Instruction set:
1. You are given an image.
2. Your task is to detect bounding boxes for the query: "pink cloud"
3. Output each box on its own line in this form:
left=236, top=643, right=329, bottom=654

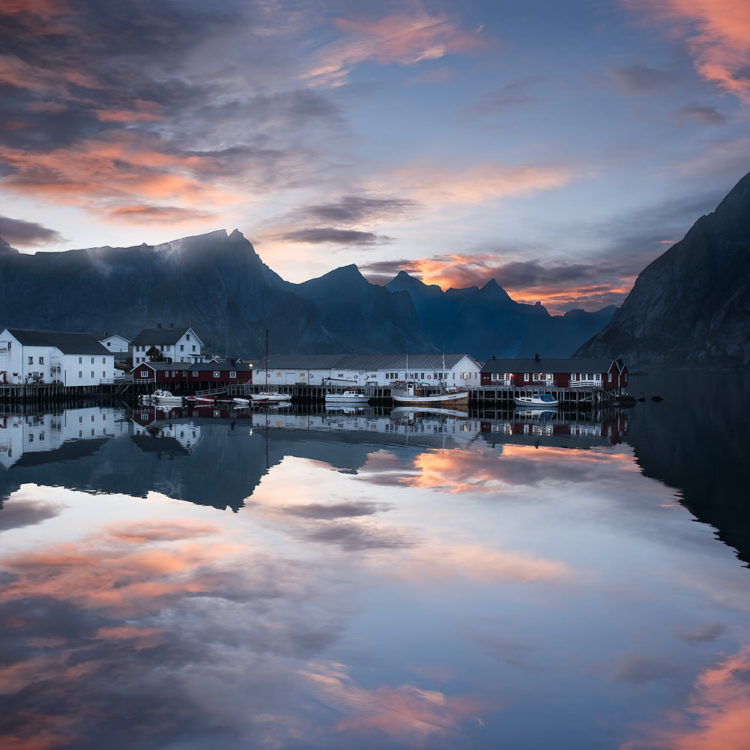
left=625, top=0, right=750, bottom=103
left=304, top=7, right=491, bottom=87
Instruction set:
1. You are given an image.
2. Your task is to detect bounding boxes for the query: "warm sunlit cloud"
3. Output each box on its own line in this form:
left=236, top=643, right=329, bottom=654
left=625, top=0, right=750, bottom=103
left=621, top=646, right=750, bottom=749
left=361, top=251, right=632, bottom=312
left=303, top=661, right=487, bottom=745
left=303, top=7, right=491, bottom=87
left=0, top=133, right=240, bottom=219
left=392, top=164, right=572, bottom=206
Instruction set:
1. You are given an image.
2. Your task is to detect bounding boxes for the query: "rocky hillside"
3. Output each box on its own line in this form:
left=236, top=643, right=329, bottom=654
left=578, top=171, right=750, bottom=366
left=0, top=228, right=614, bottom=359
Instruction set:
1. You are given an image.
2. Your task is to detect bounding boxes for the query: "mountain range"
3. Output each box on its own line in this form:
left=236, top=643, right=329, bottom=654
left=0, top=228, right=614, bottom=360
left=578, top=171, right=750, bottom=367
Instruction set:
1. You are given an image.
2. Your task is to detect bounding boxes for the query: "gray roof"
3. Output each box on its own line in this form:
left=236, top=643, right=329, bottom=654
left=258, top=353, right=476, bottom=371
left=6, top=329, right=111, bottom=355
left=131, top=327, right=202, bottom=347
left=481, top=357, right=618, bottom=373
left=132, top=361, right=250, bottom=372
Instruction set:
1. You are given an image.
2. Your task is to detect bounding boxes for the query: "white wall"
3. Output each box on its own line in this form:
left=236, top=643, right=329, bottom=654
left=100, top=335, right=130, bottom=353
left=62, top=353, right=115, bottom=386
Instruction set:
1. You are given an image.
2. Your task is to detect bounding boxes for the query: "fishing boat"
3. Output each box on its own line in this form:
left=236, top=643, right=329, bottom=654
left=390, top=351, right=469, bottom=406
left=325, top=389, right=369, bottom=405
left=514, top=393, right=559, bottom=407
left=391, top=383, right=469, bottom=406
left=138, top=389, right=184, bottom=406
left=251, top=329, right=290, bottom=404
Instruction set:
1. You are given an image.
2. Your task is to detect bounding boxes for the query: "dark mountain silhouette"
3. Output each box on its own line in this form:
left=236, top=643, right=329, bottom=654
left=0, top=228, right=614, bottom=359
left=578, top=171, right=750, bottom=366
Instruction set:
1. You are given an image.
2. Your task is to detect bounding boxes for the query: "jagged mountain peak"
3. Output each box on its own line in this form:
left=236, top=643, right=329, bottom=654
left=577, top=169, right=750, bottom=366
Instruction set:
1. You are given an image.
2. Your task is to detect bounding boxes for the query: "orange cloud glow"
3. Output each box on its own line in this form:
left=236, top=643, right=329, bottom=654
left=389, top=253, right=632, bottom=313
left=626, top=0, right=750, bottom=103
left=621, top=646, right=750, bottom=749
left=393, top=164, right=572, bottom=206
left=0, top=133, right=239, bottom=219
left=303, top=662, right=487, bottom=745
left=304, top=8, right=490, bottom=86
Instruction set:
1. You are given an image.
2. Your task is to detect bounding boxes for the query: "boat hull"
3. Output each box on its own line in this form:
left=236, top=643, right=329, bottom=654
left=392, top=391, right=469, bottom=406
left=514, top=395, right=559, bottom=407
left=251, top=392, right=290, bottom=403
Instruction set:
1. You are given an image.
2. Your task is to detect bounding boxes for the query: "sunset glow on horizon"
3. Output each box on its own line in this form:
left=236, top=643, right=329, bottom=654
left=1, top=1, right=749, bottom=310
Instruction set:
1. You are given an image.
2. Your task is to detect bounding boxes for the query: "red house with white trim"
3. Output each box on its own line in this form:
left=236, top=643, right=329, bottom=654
left=480, top=357, right=628, bottom=390
left=132, top=360, right=252, bottom=385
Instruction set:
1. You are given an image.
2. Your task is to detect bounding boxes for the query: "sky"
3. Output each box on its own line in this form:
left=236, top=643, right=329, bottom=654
left=0, top=0, right=749, bottom=312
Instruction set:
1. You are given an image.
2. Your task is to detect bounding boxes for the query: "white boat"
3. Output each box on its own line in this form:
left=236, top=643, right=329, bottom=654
left=325, top=389, right=369, bottom=405
left=391, top=382, right=469, bottom=406
left=139, top=389, right=183, bottom=406
left=251, top=392, right=290, bottom=404
left=514, top=393, right=559, bottom=407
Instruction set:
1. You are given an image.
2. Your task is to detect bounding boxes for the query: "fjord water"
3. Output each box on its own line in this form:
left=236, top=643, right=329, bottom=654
left=1, top=374, right=749, bottom=750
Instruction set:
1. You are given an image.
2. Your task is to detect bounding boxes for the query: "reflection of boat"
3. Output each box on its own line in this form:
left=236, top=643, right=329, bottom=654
left=391, top=406, right=468, bottom=418
left=325, top=389, right=369, bottom=405
left=233, top=397, right=250, bottom=407
left=514, top=393, right=559, bottom=407
left=391, top=383, right=469, bottom=406
left=514, top=408, right=557, bottom=420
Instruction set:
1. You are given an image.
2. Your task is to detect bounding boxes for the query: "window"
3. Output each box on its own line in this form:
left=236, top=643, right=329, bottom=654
left=180, top=344, right=184, bottom=351
left=213, top=370, right=220, bottom=378
left=230, top=371, right=237, bottom=378
left=79, top=357, right=82, bottom=364
left=90, top=371, right=94, bottom=378
left=91, top=415, right=95, bottom=422
left=608, top=372, right=612, bottom=382
left=39, top=356, right=44, bottom=364
left=186, top=334, right=190, bottom=341
left=28, top=356, right=33, bottom=365
left=102, top=357, right=105, bottom=364
left=78, top=371, right=82, bottom=378
left=102, top=371, right=106, bottom=378
left=524, top=373, right=529, bottom=382
left=79, top=416, right=83, bottom=424
left=192, top=345, right=196, bottom=352
left=140, top=370, right=148, bottom=377
left=90, top=357, right=94, bottom=364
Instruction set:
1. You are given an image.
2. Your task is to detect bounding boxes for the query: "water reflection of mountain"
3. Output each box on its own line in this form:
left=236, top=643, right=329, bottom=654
left=625, top=371, right=750, bottom=565
left=0, top=405, right=627, bottom=512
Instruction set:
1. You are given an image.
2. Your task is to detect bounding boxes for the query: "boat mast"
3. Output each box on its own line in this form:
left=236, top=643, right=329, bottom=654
left=265, top=328, right=269, bottom=390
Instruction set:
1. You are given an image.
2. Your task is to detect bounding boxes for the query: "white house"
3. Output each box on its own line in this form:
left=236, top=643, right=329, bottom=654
left=99, top=333, right=131, bottom=353
left=252, top=353, right=482, bottom=388
left=0, top=329, right=115, bottom=386
left=130, top=326, right=203, bottom=365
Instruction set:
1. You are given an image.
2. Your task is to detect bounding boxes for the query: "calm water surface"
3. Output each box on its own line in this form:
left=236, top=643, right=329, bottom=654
left=1, top=371, right=749, bottom=749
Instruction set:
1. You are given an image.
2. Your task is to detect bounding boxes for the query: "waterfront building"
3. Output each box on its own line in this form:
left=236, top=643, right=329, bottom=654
left=130, top=325, right=203, bottom=365
left=480, top=357, right=628, bottom=390
left=251, top=353, right=482, bottom=388
left=99, top=333, right=131, bottom=353
left=0, top=328, right=115, bottom=386
left=131, top=359, right=252, bottom=386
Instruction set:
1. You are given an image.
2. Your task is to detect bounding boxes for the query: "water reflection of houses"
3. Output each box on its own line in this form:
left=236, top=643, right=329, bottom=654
left=131, top=410, right=203, bottom=454
left=0, top=407, right=128, bottom=468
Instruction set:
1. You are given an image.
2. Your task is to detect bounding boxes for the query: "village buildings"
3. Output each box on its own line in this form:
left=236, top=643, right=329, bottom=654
left=131, top=359, right=252, bottom=386
left=479, top=357, right=628, bottom=390
left=0, top=329, right=115, bottom=386
left=251, top=353, right=482, bottom=388
left=130, top=326, right=203, bottom=365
